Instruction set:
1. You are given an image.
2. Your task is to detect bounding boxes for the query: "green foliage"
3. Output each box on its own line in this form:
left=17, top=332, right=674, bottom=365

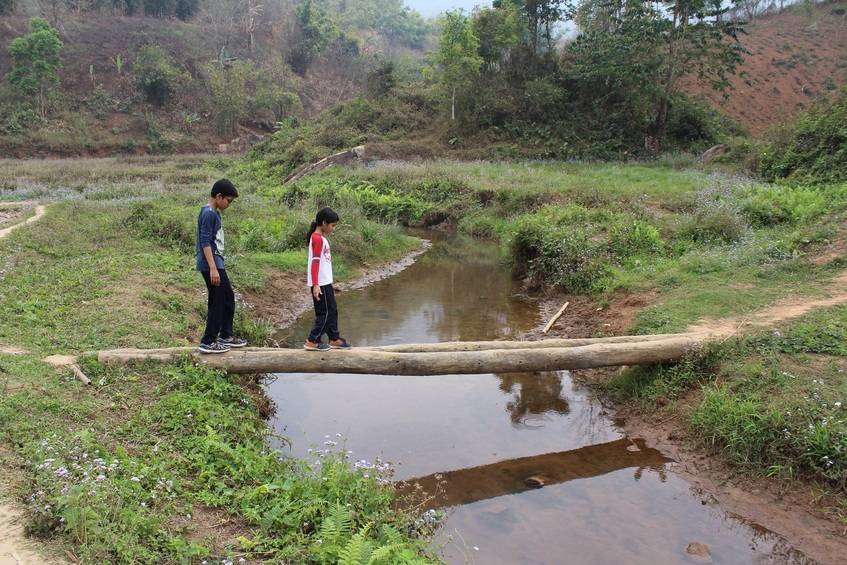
left=757, top=87, right=847, bottom=184
left=471, top=4, right=523, bottom=71
left=429, top=9, right=483, bottom=120
left=6, top=18, right=63, bottom=116
left=289, top=0, right=340, bottom=75
left=133, top=46, right=183, bottom=106
left=608, top=353, right=717, bottom=407
left=674, top=200, right=747, bottom=245
left=739, top=182, right=844, bottom=227
left=5, top=360, right=446, bottom=563
left=567, top=0, right=748, bottom=152
left=0, top=106, right=45, bottom=134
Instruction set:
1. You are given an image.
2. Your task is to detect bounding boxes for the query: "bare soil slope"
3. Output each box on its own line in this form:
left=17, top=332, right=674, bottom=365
left=690, top=3, right=847, bottom=135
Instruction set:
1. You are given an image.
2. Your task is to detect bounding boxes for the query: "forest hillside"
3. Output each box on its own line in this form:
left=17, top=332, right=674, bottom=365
left=0, top=0, right=845, bottom=158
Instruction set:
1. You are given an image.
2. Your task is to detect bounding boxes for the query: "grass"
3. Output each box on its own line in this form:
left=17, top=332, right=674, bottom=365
left=2, top=154, right=847, bottom=561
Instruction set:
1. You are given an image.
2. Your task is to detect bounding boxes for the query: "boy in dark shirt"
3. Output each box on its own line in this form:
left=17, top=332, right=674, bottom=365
left=196, top=178, right=247, bottom=353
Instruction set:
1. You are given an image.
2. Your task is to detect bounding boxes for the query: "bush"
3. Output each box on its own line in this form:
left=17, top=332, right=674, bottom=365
left=674, top=199, right=747, bottom=244
left=134, top=46, right=182, bottom=106
left=1, top=106, right=44, bottom=134
left=758, top=87, right=847, bottom=184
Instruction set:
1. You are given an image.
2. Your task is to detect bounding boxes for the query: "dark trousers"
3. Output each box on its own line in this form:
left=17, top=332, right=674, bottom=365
left=201, top=269, right=235, bottom=345
left=308, top=284, right=340, bottom=343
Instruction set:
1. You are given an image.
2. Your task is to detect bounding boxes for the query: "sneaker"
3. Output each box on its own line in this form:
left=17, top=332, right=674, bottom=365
left=304, top=340, right=330, bottom=351
left=329, top=338, right=352, bottom=349
left=199, top=341, right=231, bottom=354
left=220, top=336, right=248, bottom=348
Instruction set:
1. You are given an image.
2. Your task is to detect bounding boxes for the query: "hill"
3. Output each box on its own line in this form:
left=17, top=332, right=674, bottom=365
left=0, top=3, right=844, bottom=157
left=689, top=2, right=847, bottom=135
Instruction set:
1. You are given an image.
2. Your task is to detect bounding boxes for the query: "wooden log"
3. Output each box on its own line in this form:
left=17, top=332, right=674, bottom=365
left=541, top=301, right=569, bottom=333
left=283, top=146, right=365, bottom=184
left=98, top=335, right=703, bottom=375
left=363, top=331, right=711, bottom=353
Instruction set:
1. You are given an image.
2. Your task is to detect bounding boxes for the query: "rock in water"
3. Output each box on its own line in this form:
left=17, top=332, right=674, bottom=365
left=685, top=541, right=713, bottom=563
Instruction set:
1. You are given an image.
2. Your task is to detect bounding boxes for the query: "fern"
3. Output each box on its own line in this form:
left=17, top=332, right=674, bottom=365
left=318, top=503, right=354, bottom=542
left=338, top=526, right=375, bottom=564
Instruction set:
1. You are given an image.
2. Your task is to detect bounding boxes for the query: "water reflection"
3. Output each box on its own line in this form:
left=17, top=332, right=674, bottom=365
left=396, top=438, right=672, bottom=509
left=496, top=371, right=571, bottom=427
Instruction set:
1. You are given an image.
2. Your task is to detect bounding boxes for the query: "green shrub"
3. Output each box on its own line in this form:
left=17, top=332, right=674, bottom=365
left=134, top=46, right=182, bottom=106
left=122, top=201, right=194, bottom=251
left=740, top=182, right=844, bottom=227
left=1, top=106, right=44, bottom=134
left=674, top=199, right=747, bottom=244
left=758, top=87, right=847, bottom=184
left=607, top=220, right=664, bottom=259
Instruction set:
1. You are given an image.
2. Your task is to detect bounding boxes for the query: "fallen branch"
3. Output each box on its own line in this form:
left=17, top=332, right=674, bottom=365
left=542, top=301, right=569, bottom=334
left=71, top=364, right=91, bottom=385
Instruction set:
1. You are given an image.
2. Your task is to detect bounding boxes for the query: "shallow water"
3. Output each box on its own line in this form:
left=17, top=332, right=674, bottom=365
left=265, top=232, right=815, bottom=565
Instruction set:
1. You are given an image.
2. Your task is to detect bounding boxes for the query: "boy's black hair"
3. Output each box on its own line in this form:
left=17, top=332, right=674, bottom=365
left=211, top=178, right=239, bottom=198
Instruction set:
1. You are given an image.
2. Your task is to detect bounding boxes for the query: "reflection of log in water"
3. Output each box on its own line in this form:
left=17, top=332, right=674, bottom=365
left=395, top=438, right=673, bottom=510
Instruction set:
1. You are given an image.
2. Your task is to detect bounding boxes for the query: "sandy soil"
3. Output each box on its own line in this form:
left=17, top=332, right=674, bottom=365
left=0, top=502, right=62, bottom=565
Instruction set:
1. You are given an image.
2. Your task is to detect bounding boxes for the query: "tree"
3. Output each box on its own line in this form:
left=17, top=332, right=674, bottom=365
left=495, top=0, right=566, bottom=55
left=430, top=9, right=483, bottom=121
left=472, top=4, right=523, bottom=72
left=134, top=45, right=183, bottom=106
left=288, top=0, right=339, bottom=75
left=569, top=0, right=748, bottom=153
left=6, top=18, right=64, bottom=117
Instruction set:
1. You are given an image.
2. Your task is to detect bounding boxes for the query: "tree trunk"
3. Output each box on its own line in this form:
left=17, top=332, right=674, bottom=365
left=451, top=85, right=456, bottom=121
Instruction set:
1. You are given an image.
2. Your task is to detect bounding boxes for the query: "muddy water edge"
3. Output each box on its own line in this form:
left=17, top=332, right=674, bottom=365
left=261, top=230, right=824, bottom=565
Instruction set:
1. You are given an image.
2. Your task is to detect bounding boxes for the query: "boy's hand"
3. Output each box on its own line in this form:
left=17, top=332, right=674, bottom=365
left=312, top=285, right=322, bottom=300
left=210, top=268, right=220, bottom=286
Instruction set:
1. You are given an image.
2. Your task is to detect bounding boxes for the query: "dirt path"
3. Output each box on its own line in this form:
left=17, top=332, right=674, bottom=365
left=0, top=204, right=60, bottom=565
left=686, top=271, right=847, bottom=338
left=0, top=204, right=45, bottom=241
left=0, top=502, right=61, bottom=565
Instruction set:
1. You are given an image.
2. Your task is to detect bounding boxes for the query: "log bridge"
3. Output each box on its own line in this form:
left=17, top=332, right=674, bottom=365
left=97, top=332, right=711, bottom=375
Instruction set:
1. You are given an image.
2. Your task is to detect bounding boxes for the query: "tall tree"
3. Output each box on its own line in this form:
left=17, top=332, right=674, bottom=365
left=472, top=4, right=523, bottom=72
left=569, top=0, right=748, bottom=153
left=430, top=9, right=482, bottom=121
left=6, top=18, right=63, bottom=117
left=288, top=0, right=339, bottom=75
left=495, top=0, right=565, bottom=55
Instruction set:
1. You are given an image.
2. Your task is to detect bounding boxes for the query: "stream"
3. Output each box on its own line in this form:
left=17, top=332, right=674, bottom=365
left=264, top=231, right=815, bottom=565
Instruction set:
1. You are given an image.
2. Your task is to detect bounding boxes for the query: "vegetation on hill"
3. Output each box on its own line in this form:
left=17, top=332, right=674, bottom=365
left=0, top=0, right=843, bottom=161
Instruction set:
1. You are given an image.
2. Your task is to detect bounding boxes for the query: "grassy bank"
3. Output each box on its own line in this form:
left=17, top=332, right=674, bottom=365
left=1, top=154, right=847, bottom=562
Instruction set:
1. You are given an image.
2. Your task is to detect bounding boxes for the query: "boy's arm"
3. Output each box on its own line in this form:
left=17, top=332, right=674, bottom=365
left=198, top=210, right=220, bottom=285
left=203, top=246, right=220, bottom=285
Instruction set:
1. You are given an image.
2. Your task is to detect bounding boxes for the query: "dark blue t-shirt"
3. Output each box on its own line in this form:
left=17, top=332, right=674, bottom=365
left=196, top=205, right=226, bottom=271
